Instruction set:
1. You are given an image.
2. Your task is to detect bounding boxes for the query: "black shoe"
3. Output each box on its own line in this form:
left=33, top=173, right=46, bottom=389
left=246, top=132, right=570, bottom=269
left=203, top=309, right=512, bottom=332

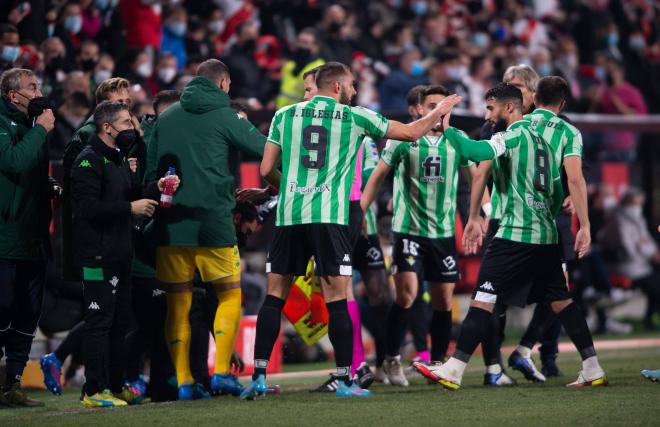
left=310, top=374, right=339, bottom=393
left=541, top=356, right=563, bottom=377
left=355, top=363, right=375, bottom=389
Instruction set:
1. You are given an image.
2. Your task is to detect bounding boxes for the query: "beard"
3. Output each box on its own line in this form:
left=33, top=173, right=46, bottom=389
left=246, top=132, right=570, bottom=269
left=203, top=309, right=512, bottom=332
left=492, top=117, right=507, bottom=133
left=339, top=87, right=352, bottom=105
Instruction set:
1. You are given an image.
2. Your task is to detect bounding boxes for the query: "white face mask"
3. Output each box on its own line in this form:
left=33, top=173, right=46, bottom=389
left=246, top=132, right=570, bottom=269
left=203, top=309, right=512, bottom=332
left=158, top=66, right=177, bottom=83
left=623, top=205, right=642, bottom=218
left=94, top=69, right=112, bottom=85
left=136, top=62, right=153, bottom=78
left=208, top=20, right=225, bottom=35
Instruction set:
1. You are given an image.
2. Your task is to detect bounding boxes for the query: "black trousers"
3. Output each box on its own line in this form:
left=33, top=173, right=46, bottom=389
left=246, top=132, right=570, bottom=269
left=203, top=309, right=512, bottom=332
left=125, top=276, right=176, bottom=401
left=0, top=258, right=46, bottom=387
left=82, top=262, right=132, bottom=396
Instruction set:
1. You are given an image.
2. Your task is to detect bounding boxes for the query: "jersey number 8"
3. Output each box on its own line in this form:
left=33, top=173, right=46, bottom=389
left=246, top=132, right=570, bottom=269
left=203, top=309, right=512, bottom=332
left=532, top=135, right=549, bottom=193
left=301, top=125, right=328, bottom=169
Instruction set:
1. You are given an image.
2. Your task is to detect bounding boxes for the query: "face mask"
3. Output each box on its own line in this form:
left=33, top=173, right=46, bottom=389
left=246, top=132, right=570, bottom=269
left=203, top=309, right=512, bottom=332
left=111, top=127, right=137, bottom=152
left=1, top=46, right=20, bottom=63
left=158, top=66, right=177, bottom=83
left=629, top=35, right=645, bottom=51
left=594, top=66, right=606, bottom=81
left=446, top=65, right=462, bottom=81
left=410, top=60, right=424, bottom=77
left=25, top=96, right=50, bottom=118
left=562, top=54, right=578, bottom=70
left=623, top=205, right=642, bottom=218
left=168, top=22, right=187, bottom=37
left=538, top=63, right=553, bottom=76
left=48, top=55, right=66, bottom=71
left=94, top=69, right=112, bottom=85
left=80, top=58, right=97, bottom=72
left=64, top=15, right=83, bottom=34
left=390, top=0, right=403, bottom=8
left=293, top=48, right=311, bottom=64
left=208, top=19, right=225, bottom=35
left=411, top=1, right=428, bottom=16
left=602, top=195, right=617, bottom=210
left=472, top=33, right=490, bottom=49
left=607, top=32, right=619, bottom=47
left=136, top=62, right=153, bottom=78
left=329, top=22, right=342, bottom=34
left=95, top=0, right=109, bottom=10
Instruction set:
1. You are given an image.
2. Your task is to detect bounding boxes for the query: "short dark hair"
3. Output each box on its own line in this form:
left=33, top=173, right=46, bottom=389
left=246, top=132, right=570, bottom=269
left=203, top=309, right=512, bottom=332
left=153, top=90, right=180, bottom=115
left=315, top=62, right=351, bottom=90
left=420, top=85, right=449, bottom=104
left=196, top=59, right=229, bottom=83
left=484, top=83, right=523, bottom=111
left=299, top=27, right=319, bottom=44
left=230, top=100, right=249, bottom=115
left=0, top=23, right=18, bottom=37
left=535, top=76, right=570, bottom=107
left=406, top=85, right=427, bottom=107
left=302, top=66, right=320, bottom=81
left=93, top=101, right=128, bottom=130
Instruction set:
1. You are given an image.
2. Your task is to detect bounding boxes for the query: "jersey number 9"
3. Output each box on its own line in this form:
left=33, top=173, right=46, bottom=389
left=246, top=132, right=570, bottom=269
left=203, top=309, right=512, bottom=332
left=302, top=125, right=328, bottom=169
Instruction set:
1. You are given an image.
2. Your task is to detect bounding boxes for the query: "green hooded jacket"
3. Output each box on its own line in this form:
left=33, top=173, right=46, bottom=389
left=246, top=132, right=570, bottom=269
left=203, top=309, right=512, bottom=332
left=145, top=76, right=266, bottom=247
left=0, top=99, right=50, bottom=260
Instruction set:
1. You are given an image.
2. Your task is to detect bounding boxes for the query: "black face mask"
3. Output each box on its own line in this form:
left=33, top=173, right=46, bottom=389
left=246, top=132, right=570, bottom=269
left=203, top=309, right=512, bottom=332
left=80, top=58, right=97, bottom=72
left=48, top=56, right=66, bottom=71
left=110, top=126, right=137, bottom=152
left=293, top=48, right=311, bottom=65
left=329, top=22, right=342, bottom=35
left=27, top=96, right=50, bottom=118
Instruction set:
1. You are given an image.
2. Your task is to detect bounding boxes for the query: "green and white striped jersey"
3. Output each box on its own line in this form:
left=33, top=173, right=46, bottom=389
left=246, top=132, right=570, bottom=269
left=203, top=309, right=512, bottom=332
left=268, top=95, right=390, bottom=226
left=361, top=137, right=380, bottom=236
left=382, top=133, right=472, bottom=238
left=445, top=121, right=564, bottom=244
left=525, top=108, right=583, bottom=166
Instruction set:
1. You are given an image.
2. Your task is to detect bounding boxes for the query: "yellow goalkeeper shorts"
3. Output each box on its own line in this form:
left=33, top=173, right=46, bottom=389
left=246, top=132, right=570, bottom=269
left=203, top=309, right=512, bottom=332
left=156, top=246, right=241, bottom=284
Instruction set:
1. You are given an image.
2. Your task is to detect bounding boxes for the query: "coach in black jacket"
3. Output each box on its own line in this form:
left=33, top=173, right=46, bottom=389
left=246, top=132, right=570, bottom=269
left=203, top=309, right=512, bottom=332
left=70, top=101, right=179, bottom=404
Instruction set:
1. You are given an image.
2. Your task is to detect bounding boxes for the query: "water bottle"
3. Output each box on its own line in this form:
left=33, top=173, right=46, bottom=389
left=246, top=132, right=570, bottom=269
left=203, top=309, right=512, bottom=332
left=159, top=166, right=176, bottom=208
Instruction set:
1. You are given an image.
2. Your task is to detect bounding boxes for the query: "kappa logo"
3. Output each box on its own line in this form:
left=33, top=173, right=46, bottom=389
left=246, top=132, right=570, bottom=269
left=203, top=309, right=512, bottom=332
left=442, top=256, right=456, bottom=270
left=10, top=121, right=17, bottom=126
left=480, top=281, right=495, bottom=292
left=152, top=288, right=166, bottom=298
left=343, top=254, right=351, bottom=263
left=109, top=276, right=119, bottom=287
left=88, top=301, right=100, bottom=310
left=78, top=159, right=92, bottom=168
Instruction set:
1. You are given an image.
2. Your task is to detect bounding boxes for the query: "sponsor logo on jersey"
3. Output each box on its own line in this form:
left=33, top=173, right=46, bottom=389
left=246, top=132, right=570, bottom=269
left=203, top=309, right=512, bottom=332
left=525, top=194, right=549, bottom=210
left=287, top=181, right=331, bottom=194
left=480, top=281, right=495, bottom=292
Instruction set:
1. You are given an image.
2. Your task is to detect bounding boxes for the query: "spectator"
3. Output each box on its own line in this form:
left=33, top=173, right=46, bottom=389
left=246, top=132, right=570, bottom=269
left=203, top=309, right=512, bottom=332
left=223, top=21, right=265, bottom=109
left=39, top=37, right=68, bottom=97
left=275, top=28, right=324, bottom=109
left=379, top=48, right=428, bottom=112
left=0, top=67, right=55, bottom=407
left=0, top=23, right=19, bottom=71
left=121, top=49, right=152, bottom=89
left=591, top=58, right=648, bottom=161
left=80, top=0, right=104, bottom=40
left=53, top=1, right=84, bottom=63
left=77, top=39, right=100, bottom=81
left=147, top=53, right=178, bottom=97
left=600, top=188, right=660, bottom=330
left=119, top=0, right=162, bottom=51
left=463, top=54, right=494, bottom=115
left=427, top=52, right=469, bottom=109
left=317, top=4, right=353, bottom=65
left=356, top=17, right=386, bottom=62
left=185, top=16, right=213, bottom=61
left=92, top=53, right=115, bottom=88
left=161, top=6, right=188, bottom=71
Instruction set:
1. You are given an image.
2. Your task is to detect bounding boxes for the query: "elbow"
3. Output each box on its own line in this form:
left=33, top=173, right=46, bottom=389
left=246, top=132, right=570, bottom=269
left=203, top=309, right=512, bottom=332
left=260, top=162, right=272, bottom=179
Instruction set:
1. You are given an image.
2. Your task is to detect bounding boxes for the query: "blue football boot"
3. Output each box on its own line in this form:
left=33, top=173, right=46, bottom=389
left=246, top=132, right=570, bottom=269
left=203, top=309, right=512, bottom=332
left=240, top=374, right=268, bottom=400
left=211, top=373, right=244, bottom=396
left=40, top=353, right=63, bottom=395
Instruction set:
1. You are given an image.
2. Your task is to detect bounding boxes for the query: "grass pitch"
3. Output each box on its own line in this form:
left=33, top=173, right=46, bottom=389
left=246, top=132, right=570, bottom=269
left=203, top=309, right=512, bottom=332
left=3, top=346, right=660, bottom=427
